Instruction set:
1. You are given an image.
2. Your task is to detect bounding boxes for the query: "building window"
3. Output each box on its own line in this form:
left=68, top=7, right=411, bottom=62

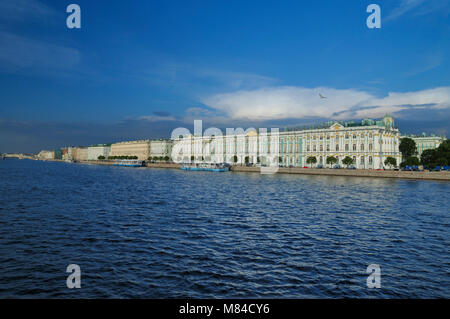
left=327, top=135, right=330, bottom=140
left=361, top=144, right=364, bottom=151
left=320, top=145, right=323, bottom=152
left=345, top=144, right=349, bottom=151
left=369, top=133, right=373, bottom=138
left=353, top=134, right=356, bottom=139
left=345, top=134, right=349, bottom=139
left=326, top=144, right=330, bottom=151
left=369, top=156, right=372, bottom=164
left=369, top=143, right=373, bottom=150
left=336, top=144, right=339, bottom=151
left=361, top=156, right=365, bottom=164
left=353, top=144, right=356, bottom=151
left=307, top=145, right=310, bottom=151
left=313, top=145, right=316, bottom=151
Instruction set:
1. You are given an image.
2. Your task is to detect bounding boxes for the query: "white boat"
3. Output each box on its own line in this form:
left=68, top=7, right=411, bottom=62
left=113, top=159, right=144, bottom=167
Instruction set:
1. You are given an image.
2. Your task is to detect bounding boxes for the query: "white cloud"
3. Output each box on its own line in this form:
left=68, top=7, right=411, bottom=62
left=201, top=86, right=450, bottom=122
left=384, top=0, right=450, bottom=22
left=139, top=115, right=178, bottom=122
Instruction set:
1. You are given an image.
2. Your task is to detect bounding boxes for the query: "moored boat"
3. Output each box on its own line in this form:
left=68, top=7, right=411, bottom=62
left=113, top=159, right=144, bottom=167
left=181, top=163, right=230, bottom=172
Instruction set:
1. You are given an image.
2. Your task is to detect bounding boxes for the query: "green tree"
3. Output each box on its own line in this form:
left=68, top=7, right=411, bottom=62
left=400, top=156, right=420, bottom=168
left=342, top=156, right=354, bottom=168
left=326, top=156, right=337, bottom=167
left=190, top=155, right=194, bottom=161
left=384, top=156, right=397, bottom=169
left=233, top=155, right=238, bottom=163
left=164, top=156, right=170, bottom=162
left=245, top=156, right=249, bottom=164
left=399, top=137, right=417, bottom=160
left=98, top=155, right=105, bottom=160
left=420, top=149, right=436, bottom=167
left=306, top=156, right=317, bottom=167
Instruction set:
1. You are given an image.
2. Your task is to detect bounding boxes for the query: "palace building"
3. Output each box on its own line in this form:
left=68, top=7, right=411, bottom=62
left=172, top=115, right=402, bottom=169
left=401, top=133, right=446, bottom=156
left=110, top=140, right=150, bottom=160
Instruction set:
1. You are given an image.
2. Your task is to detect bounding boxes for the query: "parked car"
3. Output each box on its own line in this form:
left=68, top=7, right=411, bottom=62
left=333, top=164, right=341, bottom=169
left=316, top=164, right=324, bottom=169
left=288, top=165, right=294, bottom=168
left=303, top=166, right=309, bottom=168
left=402, top=165, right=412, bottom=171
left=347, top=165, right=356, bottom=169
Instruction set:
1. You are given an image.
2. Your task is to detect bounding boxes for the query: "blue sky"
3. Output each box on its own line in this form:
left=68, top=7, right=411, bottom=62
left=0, top=0, right=449, bottom=152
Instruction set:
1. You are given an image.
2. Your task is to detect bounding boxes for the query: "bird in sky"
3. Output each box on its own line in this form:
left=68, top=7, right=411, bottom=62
left=319, top=93, right=327, bottom=99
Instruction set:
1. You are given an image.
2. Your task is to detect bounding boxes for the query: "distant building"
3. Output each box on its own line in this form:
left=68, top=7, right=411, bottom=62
left=400, top=134, right=446, bottom=156
left=61, top=147, right=73, bottom=161
left=88, top=144, right=111, bottom=160
left=150, top=140, right=173, bottom=159
left=173, top=115, right=401, bottom=169
left=37, top=150, right=54, bottom=160
left=110, top=140, right=150, bottom=160
left=72, top=147, right=88, bottom=161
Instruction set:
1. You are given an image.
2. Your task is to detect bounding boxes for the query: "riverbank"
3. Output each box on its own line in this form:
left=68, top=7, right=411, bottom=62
left=231, top=166, right=450, bottom=181
left=67, top=160, right=450, bottom=181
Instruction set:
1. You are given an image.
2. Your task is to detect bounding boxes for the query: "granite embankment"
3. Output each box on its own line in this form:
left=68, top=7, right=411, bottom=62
left=230, top=166, right=450, bottom=181
left=42, top=159, right=450, bottom=181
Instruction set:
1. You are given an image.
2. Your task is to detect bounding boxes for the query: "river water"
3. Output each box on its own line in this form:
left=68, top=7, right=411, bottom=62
left=0, top=159, right=448, bottom=298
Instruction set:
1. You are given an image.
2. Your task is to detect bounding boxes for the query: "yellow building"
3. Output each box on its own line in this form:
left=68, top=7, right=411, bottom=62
left=110, top=140, right=150, bottom=160
left=72, top=147, right=88, bottom=161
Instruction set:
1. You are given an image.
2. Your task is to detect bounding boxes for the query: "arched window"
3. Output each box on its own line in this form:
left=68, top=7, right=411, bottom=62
left=336, top=144, right=339, bottom=151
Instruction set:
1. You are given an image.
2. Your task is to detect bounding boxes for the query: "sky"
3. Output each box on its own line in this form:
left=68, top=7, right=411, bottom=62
left=0, top=0, right=449, bottom=153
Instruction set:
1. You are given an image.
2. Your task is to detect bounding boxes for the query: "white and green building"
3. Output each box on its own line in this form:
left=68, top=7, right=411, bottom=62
left=172, top=115, right=402, bottom=169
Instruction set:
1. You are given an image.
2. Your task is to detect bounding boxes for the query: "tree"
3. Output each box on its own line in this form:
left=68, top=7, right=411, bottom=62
left=326, top=156, right=337, bottom=167
left=245, top=156, right=249, bottom=164
left=98, top=155, right=105, bottom=160
left=342, top=156, right=354, bottom=168
left=384, top=156, right=397, bottom=169
left=420, top=149, right=436, bottom=167
left=400, top=156, right=420, bottom=168
left=399, top=138, right=417, bottom=160
left=233, top=155, right=238, bottom=163
left=164, top=156, right=170, bottom=162
left=190, top=156, right=194, bottom=162
left=306, top=156, right=317, bottom=167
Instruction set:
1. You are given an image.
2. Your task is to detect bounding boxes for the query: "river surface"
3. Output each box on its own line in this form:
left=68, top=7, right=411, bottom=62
left=0, top=159, right=449, bottom=298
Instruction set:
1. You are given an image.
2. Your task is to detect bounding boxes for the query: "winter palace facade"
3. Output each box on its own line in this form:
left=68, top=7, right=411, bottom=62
left=172, top=115, right=402, bottom=169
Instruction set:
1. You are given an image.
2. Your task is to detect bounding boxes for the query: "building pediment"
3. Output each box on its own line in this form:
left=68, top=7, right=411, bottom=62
left=330, top=122, right=344, bottom=130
